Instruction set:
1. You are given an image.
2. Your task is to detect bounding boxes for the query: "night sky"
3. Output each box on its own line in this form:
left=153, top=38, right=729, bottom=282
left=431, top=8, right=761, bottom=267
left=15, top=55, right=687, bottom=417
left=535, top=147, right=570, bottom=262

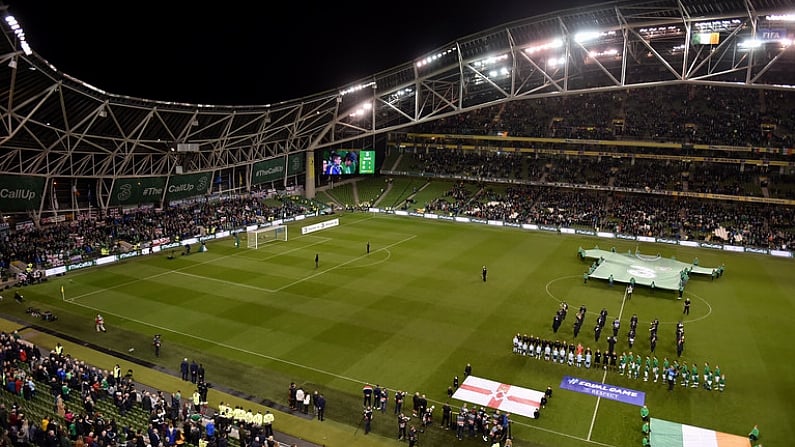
left=7, top=0, right=597, bottom=105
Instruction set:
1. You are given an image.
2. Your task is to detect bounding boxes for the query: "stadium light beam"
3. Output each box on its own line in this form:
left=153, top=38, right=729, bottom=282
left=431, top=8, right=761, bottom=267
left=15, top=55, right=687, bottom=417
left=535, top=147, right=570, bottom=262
left=739, top=39, right=763, bottom=49
left=574, top=31, right=601, bottom=43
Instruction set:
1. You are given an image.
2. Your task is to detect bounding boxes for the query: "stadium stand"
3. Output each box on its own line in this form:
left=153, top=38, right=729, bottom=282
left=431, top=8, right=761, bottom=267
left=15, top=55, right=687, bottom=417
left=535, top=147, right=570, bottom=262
left=0, top=329, right=314, bottom=447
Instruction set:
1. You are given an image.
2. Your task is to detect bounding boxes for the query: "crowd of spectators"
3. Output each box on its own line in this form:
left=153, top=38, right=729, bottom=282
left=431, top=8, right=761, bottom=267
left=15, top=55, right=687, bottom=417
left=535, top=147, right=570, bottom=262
left=0, top=196, right=317, bottom=272
left=414, top=84, right=795, bottom=150
left=422, top=180, right=794, bottom=250
left=399, top=146, right=792, bottom=199
left=0, top=332, right=305, bottom=447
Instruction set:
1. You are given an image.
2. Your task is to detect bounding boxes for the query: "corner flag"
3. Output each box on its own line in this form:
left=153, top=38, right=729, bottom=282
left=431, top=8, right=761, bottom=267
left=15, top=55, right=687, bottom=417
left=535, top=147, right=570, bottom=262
left=60, top=285, right=65, bottom=300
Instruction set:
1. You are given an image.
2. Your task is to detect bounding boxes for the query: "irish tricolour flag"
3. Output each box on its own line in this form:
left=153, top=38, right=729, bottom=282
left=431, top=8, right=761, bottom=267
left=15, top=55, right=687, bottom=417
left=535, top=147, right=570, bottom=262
left=650, top=418, right=751, bottom=447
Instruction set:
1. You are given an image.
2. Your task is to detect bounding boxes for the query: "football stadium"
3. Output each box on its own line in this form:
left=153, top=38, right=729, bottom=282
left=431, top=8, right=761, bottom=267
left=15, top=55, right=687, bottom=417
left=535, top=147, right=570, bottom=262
left=1, top=1, right=795, bottom=447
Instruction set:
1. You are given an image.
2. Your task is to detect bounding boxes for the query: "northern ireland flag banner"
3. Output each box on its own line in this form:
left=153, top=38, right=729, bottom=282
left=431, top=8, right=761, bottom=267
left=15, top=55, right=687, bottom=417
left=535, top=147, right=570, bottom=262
left=650, top=418, right=751, bottom=447
left=452, top=376, right=544, bottom=419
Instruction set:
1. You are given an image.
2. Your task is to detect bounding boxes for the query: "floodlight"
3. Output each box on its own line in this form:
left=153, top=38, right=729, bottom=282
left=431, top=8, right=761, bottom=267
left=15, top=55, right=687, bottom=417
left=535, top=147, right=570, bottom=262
left=574, top=31, right=601, bottom=43
left=739, top=39, right=762, bottom=49
left=766, top=13, right=795, bottom=21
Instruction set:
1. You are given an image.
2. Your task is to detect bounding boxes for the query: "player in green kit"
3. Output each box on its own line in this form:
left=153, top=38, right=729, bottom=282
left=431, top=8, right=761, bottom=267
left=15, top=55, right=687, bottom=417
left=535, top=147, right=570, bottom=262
left=703, top=362, right=712, bottom=390
left=690, top=363, right=699, bottom=388
left=713, top=365, right=721, bottom=390
left=635, top=354, right=642, bottom=379
left=680, top=361, right=689, bottom=387
left=652, top=356, right=660, bottom=383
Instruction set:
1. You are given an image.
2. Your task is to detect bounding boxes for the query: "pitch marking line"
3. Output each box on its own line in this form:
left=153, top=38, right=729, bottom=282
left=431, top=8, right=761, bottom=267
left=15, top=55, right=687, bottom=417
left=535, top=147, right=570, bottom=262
left=544, top=275, right=713, bottom=325
left=337, top=249, right=391, bottom=269
left=587, top=368, right=609, bottom=441
left=65, top=233, right=330, bottom=303
left=169, top=271, right=277, bottom=293
left=165, top=235, right=413, bottom=293
left=66, top=234, right=415, bottom=298
left=511, top=417, right=616, bottom=447
left=273, top=235, right=415, bottom=292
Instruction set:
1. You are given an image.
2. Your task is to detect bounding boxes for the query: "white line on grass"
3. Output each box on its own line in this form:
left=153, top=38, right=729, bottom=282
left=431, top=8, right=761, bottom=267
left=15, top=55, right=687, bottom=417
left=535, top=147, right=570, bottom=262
left=65, top=252, right=242, bottom=302
left=256, top=236, right=331, bottom=263
left=65, top=234, right=331, bottom=302
left=585, top=286, right=627, bottom=441
left=169, top=271, right=278, bottom=293
left=499, top=414, right=619, bottom=447
left=272, top=236, right=415, bottom=292
left=587, top=368, right=609, bottom=441
left=167, top=236, right=412, bottom=293
left=337, top=249, right=391, bottom=269
left=677, top=291, right=713, bottom=324
left=618, top=285, right=628, bottom=320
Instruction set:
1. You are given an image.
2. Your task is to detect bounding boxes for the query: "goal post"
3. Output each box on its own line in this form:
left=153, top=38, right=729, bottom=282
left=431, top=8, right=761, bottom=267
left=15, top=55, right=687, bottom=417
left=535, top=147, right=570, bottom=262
left=247, top=225, right=288, bottom=249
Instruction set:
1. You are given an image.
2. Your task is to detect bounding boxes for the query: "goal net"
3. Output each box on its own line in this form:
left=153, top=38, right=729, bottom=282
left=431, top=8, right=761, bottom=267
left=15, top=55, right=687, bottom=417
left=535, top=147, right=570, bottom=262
left=247, top=226, right=287, bottom=249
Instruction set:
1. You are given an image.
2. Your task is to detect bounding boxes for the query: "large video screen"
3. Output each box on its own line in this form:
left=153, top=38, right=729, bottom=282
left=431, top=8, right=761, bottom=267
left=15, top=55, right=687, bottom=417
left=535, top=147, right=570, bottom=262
left=320, top=150, right=376, bottom=175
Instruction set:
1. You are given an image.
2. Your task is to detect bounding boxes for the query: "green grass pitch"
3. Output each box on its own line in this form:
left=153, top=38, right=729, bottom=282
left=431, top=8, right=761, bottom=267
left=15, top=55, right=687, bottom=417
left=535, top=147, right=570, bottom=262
left=6, top=212, right=794, bottom=447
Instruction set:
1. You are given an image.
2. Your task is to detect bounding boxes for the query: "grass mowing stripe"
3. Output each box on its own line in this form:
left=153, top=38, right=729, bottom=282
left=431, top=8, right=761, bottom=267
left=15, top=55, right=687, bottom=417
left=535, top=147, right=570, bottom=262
left=60, top=280, right=383, bottom=386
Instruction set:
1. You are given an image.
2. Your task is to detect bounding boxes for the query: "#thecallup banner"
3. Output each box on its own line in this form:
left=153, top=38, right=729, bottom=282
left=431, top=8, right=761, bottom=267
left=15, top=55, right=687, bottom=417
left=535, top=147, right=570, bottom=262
left=452, top=376, right=544, bottom=419
left=0, top=175, right=45, bottom=211
left=559, top=376, right=645, bottom=406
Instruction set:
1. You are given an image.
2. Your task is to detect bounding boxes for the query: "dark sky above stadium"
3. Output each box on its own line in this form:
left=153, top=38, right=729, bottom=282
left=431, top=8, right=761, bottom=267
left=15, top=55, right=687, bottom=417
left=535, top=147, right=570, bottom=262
left=8, top=0, right=596, bottom=106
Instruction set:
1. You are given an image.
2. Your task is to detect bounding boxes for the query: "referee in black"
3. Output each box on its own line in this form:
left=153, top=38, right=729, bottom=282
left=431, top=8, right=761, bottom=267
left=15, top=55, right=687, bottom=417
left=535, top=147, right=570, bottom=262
left=482, top=265, right=488, bottom=282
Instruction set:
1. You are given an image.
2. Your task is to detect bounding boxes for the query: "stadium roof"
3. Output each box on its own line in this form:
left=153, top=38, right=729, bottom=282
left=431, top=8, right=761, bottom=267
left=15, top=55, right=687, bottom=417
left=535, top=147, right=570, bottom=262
left=1, top=0, right=794, bottom=177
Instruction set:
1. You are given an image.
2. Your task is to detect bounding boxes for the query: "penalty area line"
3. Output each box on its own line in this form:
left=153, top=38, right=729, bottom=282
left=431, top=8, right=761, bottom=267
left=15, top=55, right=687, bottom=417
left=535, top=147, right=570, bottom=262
left=63, top=232, right=330, bottom=303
